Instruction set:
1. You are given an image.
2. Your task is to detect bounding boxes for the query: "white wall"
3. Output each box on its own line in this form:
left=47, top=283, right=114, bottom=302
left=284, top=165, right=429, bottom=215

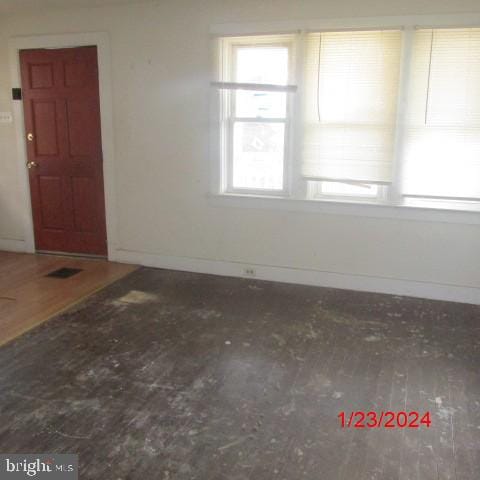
left=0, top=15, right=23, bottom=243
left=1, top=0, right=480, bottom=301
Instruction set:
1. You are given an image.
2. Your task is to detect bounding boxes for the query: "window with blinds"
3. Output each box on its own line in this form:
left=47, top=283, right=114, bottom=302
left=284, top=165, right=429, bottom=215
left=212, top=25, right=480, bottom=210
left=402, top=28, right=480, bottom=200
left=302, top=30, right=402, bottom=184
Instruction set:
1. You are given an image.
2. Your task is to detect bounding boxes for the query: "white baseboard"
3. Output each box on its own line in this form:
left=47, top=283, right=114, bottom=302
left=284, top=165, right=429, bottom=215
left=0, top=238, right=27, bottom=253
left=112, top=248, right=480, bottom=305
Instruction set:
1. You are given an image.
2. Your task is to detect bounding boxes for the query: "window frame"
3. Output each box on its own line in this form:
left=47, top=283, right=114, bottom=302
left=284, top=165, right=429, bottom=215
left=210, top=14, right=480, bottom=217
left=308, top=181, right=390, bottom=203
left=221, top=37, right=296, bottom=196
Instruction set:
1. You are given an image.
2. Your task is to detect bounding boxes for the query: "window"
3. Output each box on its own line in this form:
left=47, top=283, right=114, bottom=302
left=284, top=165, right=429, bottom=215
left=402, top=28, right=480, bottom=200
left=309, top=181, right=385, bottom=201
left=214, top=35, right=295, bottom=193
left=211, top=25, right=480, bottom=211
left=302, top=30, right=402, bottom=185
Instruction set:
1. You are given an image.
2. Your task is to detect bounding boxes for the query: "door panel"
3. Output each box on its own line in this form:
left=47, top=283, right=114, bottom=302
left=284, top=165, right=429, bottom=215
left=72, top=177, right=96, bottom=233
left=38, top=176, right=63, bottom=229
left=20, top=46, right=107, bottom=256
left=29, top=63, right=54, bottom=89
left=66, top=99, right=98, bottom=156
left=64, top=60, right=89, bottom=88
left=32, top=100, right=59, bottom=155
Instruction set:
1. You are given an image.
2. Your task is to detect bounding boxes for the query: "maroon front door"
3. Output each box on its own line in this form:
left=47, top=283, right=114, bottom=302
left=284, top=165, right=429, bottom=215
left=20, top=46, right=107, bottom=256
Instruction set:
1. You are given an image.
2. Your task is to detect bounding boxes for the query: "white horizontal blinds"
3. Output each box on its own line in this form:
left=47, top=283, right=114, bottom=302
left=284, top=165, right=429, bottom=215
left=302, top=30, right=402, bottom=184
left=402, top=28, right=480, bottom=199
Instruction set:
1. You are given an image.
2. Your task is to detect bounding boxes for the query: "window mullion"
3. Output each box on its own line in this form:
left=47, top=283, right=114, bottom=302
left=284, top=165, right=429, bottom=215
left=226, top=116, right=235, bottom=192
left=290, top=30, right=307, bottom=199
left=389, top=27, right=414, bottom=205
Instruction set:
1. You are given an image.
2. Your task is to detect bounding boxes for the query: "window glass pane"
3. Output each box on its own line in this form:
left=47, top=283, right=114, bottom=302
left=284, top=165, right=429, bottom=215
left=235, top=46, right=289, bottom=85
left=315, top=32, right=400, bottom=124
left=235, top=90, right=287, bottom=118
left=302, top=30, right=402, bottom=183
left=320, top=181, right=379, bottom=197
left=402, top=28, right=480, bottom=199
left=232, top=122, right=285, bottom=190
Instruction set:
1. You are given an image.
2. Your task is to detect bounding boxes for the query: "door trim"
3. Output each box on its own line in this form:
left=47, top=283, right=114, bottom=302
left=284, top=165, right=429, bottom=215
left=8, top=32, right=118, bottom=259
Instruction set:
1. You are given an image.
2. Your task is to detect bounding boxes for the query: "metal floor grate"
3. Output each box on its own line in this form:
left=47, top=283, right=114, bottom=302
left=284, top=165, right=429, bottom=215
left=45, top=267, right=83, bottom=279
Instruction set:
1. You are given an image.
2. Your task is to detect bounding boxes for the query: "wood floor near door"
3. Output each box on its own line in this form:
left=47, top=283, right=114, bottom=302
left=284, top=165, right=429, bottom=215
left=0, top=251, right=137, bottom=346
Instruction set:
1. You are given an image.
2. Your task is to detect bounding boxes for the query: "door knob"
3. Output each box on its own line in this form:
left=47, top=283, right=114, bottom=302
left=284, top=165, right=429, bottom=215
left=27, top=161, right=38, bottom=169
left=27, top=133, right=34, bottom=141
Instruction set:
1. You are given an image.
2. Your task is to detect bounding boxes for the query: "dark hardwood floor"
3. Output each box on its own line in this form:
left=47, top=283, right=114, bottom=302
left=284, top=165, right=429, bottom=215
left=0, top=267, right=478, bottom=479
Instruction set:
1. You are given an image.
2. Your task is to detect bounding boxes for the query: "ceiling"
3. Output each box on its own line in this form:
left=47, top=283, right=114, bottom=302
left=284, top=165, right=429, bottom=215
left=0, top=0, right=151, bottom=15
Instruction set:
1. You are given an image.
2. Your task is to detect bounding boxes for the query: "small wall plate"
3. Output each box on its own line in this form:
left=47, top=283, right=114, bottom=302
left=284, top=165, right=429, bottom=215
left=12, top=88, right=22, bottom=100
left=0, top=112, right=13, bottom=123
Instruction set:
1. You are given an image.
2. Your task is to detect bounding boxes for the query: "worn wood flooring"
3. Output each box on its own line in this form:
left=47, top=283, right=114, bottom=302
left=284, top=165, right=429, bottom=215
left=0, top=266, right=478, bottom=479
left=0, top=251, right=137, bottom=346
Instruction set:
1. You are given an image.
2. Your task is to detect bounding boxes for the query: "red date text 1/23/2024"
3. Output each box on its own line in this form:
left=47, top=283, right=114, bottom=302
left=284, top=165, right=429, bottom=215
left=338, top=411, right=432, bottom=429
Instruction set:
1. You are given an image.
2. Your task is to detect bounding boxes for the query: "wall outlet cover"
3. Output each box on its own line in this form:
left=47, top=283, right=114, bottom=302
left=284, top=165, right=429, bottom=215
left=243, top=267, right=256, bottom=277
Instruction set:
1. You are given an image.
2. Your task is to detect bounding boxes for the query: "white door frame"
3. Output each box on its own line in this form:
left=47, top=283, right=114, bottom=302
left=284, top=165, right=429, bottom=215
left=8, top=32, right=119, bottom=259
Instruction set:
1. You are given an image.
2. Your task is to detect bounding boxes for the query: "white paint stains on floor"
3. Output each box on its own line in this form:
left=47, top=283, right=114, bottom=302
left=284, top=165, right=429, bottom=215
left=112, top=290, right=159, bottom=306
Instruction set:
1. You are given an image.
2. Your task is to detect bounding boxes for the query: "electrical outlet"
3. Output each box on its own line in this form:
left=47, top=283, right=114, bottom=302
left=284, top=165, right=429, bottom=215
left=0, top=112, right=13, bottom=124
left=243, top=267, right=256, bottom=277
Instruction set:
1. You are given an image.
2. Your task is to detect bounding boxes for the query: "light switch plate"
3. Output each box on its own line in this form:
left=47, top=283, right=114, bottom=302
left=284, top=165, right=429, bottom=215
left=0, top=112, right=13, bottom=124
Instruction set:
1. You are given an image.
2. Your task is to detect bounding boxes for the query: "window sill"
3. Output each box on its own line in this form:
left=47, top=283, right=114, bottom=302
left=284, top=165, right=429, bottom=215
left=207, top=193, right=480, bottom=225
